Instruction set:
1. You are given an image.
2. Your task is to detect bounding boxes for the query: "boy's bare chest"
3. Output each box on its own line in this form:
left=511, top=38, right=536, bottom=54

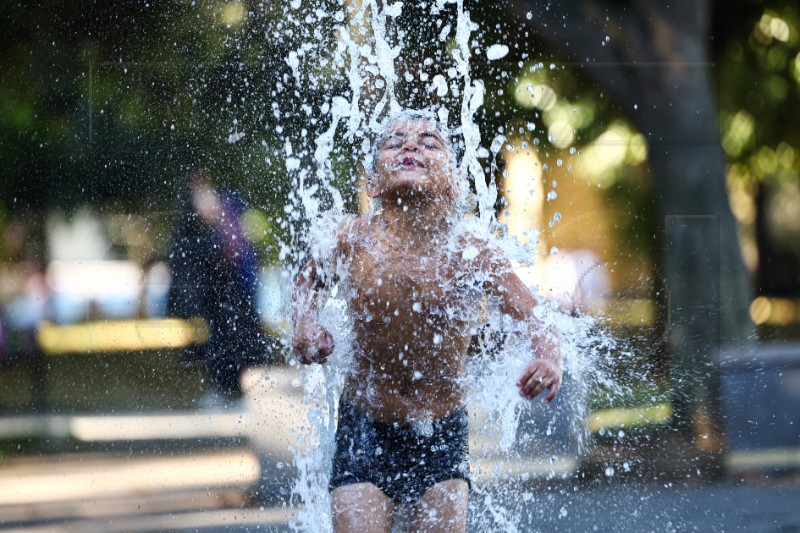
left=346, top=247, right=466, bottom=312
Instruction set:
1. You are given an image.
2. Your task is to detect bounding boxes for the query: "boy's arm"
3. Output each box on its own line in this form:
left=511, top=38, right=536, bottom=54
left=292, top=217, right=358, bottom=363
left=486, top=255, right=563, bottom=403
left=292, top=259, right=335, bottom=364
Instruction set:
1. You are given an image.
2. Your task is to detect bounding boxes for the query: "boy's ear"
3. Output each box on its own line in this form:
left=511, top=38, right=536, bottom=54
left=446, top=167, right=467, bottom=202
left=366, top=175, right=380, bottom=198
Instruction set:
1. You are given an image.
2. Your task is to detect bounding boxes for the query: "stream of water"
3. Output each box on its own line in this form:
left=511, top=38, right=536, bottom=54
left=269, top=2, right=624, bottom=531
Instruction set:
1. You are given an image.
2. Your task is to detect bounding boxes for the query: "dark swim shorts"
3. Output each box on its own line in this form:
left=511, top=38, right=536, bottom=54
left=329, top=400, right=471, bottom=504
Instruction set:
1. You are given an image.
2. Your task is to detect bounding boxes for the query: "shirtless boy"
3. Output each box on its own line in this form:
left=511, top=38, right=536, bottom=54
left=292, top=112, right=563, bottom=533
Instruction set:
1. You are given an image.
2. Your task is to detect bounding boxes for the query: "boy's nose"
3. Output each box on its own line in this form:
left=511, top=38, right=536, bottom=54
left=400, top=139, right=420, bottom=151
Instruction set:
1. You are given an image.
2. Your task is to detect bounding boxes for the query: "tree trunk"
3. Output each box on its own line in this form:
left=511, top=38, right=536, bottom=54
left=510, top=0, right=754, bottom=476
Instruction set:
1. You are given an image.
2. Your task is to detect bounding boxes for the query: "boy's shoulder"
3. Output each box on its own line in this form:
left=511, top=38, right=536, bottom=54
left=451, top=224, right=511, bottom=271
left=452, top=222, right=496, bottom=254
left=333, top=213, right=379, bottom=248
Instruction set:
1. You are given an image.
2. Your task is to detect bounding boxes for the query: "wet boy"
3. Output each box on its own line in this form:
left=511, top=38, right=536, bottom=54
left=292, top=112, right=562, bottom=533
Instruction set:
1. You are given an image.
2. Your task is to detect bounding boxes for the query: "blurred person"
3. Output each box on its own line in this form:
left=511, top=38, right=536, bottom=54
left=168, top=169, right=274, bottom=409
left=292, top=112, right=562, bottom=533
left=3, top=259, right=50, bottom=410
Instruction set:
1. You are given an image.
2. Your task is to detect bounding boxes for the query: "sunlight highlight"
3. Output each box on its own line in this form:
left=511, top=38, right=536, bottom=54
left=36, top=318, right=208, bottom=354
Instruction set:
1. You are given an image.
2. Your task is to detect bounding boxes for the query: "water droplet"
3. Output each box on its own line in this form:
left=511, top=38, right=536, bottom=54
left=462, top=246, right=479, bottom=260
left=486, top=44, right=510, bottom=61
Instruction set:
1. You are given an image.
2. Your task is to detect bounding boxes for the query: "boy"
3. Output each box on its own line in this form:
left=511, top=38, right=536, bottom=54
left=292, top=111, right=562, bottom=533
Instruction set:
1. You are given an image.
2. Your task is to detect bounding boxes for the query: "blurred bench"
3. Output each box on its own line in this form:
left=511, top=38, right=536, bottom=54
left=35, top=318, right=209, bottom=355
left=0, top=318, right=209, bottom=412
left=721, top=342, right=800, bottom=471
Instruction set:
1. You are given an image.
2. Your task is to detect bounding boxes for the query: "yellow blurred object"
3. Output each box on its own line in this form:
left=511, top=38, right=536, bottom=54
left=750, top=296, right=800, bottom=326
left=220, top=2, right=246, bottom=27
left=585, top=403, right=672, bottom=433
left=500, top=145, right=544, bottom=243
left=590, top=298, right=657, bottom=327
left=36, top=318, right=209, bottom=355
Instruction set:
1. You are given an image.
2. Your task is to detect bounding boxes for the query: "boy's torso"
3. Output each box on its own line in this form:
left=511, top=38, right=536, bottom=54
left=338, top=218, right=487, bottom=423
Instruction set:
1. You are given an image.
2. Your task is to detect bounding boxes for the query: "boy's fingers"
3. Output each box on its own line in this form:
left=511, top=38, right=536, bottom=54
left=315, top=331, right=335, bottom=356
left=518, top=360, right=563, bottom=400
left=521, top=371, right=542, bottom=391
left=519, top=363, right=562, bottom=401
left=522, top=383, right=545, bottom=400
left=292, top=338, right=306, bottom=362
left=295, top=348, right=310, bottom=365
left=292, top=324, right=335, bottom=364
left=521, top=373, right=546, bottom=398
left=544, top=380, right=561, bottom=403
left=516, top=361, right=541, bottom=386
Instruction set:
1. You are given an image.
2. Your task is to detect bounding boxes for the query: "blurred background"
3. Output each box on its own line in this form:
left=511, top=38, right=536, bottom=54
left=0, top=0, right=799, bottom=531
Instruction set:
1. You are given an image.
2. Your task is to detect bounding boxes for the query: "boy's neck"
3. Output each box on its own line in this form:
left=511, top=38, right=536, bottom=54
left=381, top=199, right=450, bottom=244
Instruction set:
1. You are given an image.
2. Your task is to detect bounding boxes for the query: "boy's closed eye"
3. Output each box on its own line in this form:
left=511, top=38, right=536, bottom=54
left=418, top=133, right=443, bottom=150
left=381, top=132, right=444, bottom=151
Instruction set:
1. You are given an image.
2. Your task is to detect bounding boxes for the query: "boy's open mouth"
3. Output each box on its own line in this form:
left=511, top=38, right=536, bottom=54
left=400, top=156, right=425, bottom=168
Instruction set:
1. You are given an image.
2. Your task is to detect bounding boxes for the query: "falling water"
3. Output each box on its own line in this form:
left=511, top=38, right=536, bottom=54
left=271, top=2, right=624, bottom=531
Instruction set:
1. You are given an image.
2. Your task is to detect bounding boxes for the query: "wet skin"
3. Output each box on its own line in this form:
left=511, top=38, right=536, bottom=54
left=293, top=117, right=563, bottom=533
left=292, top=118, right=563, bottom=423
left=335, top=216, right=476, bottom=421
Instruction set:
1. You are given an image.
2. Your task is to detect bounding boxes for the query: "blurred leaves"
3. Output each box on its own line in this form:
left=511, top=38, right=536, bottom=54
left=717, top=2, right=800, bottom=186
left=0, top=0, right=333, bottom=217
left=0, top=0, right=796, bottom=217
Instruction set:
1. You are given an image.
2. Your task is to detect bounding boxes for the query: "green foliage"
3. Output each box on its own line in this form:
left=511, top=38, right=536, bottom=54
left=588, top=380, right=671, bottom=412
left=1, top=0, right=796, bottom=215
left=716, top=2, right=800, bottom=185
left=0, top=0, right=342, bottom=214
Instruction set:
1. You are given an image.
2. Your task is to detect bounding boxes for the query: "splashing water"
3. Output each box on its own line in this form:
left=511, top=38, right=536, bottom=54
left=274, top=2, right=623, bottom=532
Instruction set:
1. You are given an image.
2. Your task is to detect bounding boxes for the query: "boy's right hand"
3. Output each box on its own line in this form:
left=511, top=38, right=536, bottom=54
left=292, top=318, right=335, bottom=364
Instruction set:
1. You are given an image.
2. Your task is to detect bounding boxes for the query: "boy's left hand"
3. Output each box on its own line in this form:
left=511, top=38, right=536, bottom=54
left=516, top=359, right=563, bottom=403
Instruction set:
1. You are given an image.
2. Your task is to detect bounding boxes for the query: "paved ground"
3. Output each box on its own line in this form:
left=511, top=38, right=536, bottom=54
left=485, top=479, right=800, bottom=532
left=1, top=367, right=799, bottom=532
left=0, top=447, right=798, bottom=532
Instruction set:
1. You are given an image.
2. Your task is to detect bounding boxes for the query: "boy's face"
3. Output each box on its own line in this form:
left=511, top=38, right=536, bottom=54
left=371, top=118, right=455, bottom=201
